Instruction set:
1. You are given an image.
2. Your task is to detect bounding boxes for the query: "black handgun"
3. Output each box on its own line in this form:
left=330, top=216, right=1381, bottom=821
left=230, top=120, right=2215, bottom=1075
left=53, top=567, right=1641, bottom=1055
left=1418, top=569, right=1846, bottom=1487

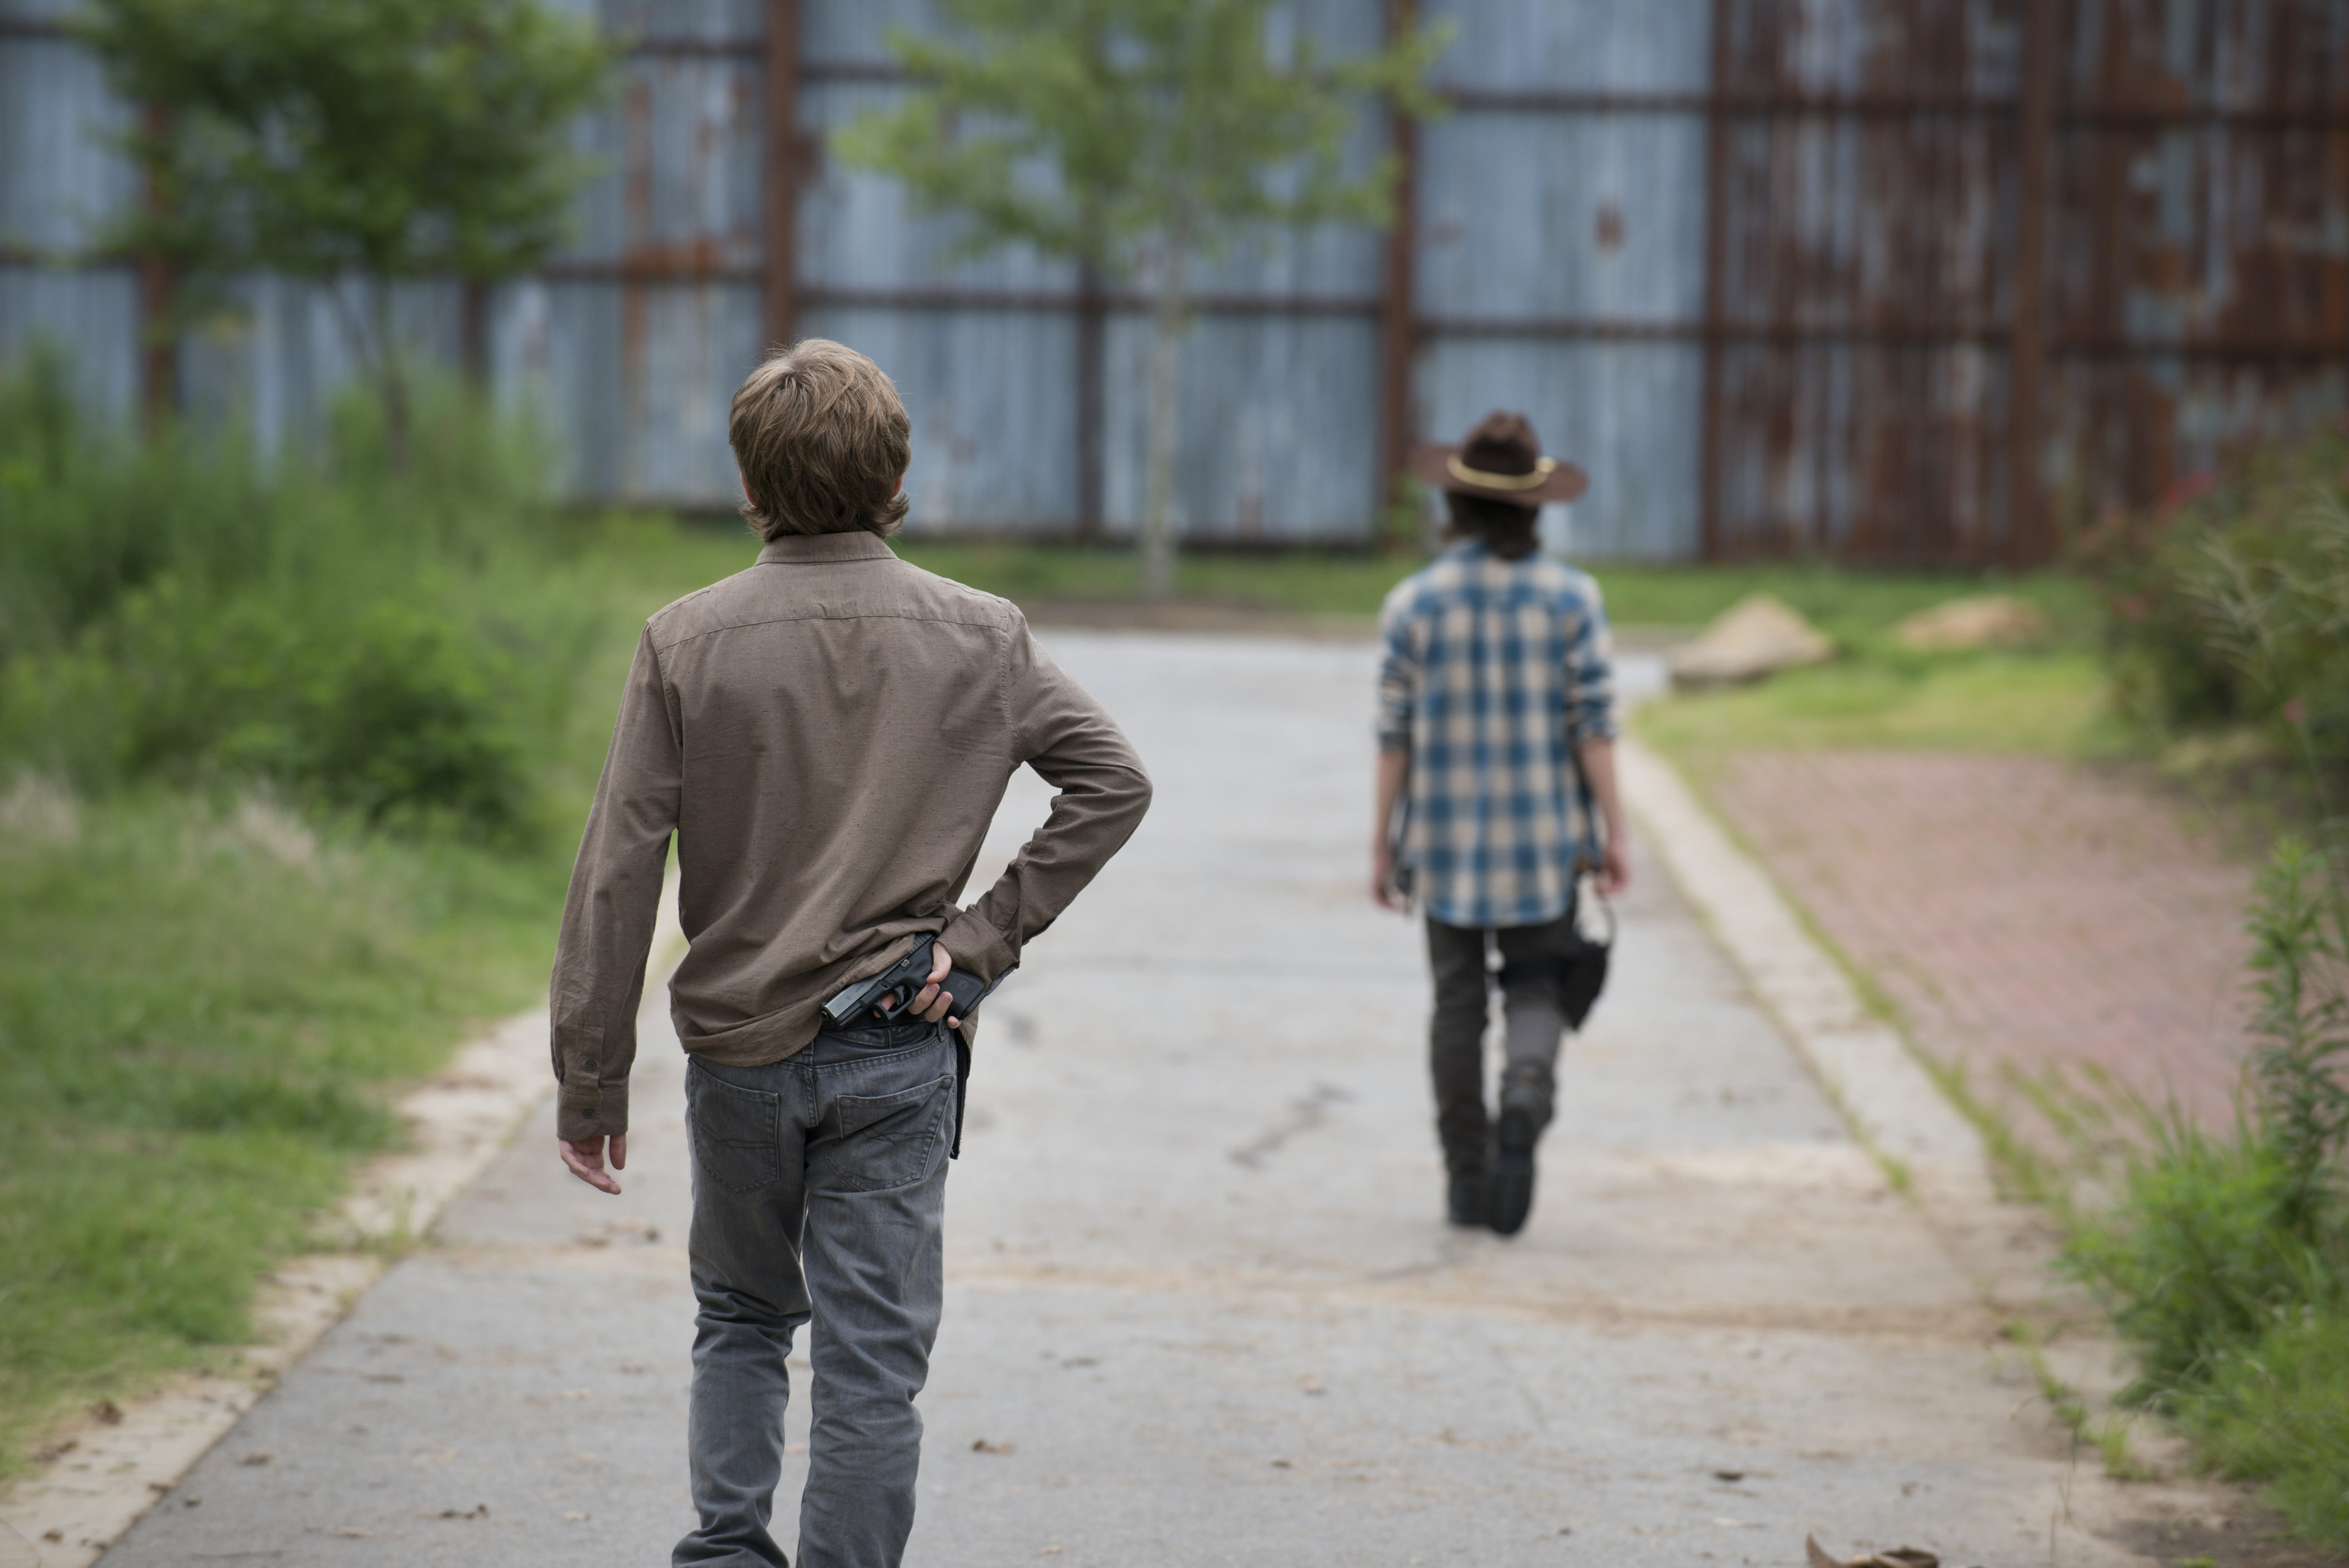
left=820, top=936, right=1006, bottom=1028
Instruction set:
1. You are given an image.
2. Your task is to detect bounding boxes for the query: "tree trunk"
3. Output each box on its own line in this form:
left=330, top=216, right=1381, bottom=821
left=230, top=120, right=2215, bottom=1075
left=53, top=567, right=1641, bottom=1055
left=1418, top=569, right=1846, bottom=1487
left=370, top=279, right=411, bottom=474
left=1138, top=211, right=1191, bottom=604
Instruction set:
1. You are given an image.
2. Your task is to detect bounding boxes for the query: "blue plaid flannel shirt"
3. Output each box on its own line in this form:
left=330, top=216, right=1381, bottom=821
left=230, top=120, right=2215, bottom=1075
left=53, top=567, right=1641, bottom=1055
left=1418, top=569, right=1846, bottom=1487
left=1377, top=540, right=1618, bottom=929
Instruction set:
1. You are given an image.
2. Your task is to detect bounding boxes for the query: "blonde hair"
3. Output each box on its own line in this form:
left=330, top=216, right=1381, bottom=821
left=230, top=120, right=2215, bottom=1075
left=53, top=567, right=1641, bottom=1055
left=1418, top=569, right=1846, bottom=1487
left=729, top=339, right=912, bottom=539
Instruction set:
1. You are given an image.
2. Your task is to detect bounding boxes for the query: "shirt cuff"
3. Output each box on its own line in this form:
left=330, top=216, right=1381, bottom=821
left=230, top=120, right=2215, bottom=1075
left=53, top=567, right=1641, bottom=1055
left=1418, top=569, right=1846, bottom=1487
left=557, top=1077, right=628, bottom=1141
left=938, top=907, right=1018, bottom=982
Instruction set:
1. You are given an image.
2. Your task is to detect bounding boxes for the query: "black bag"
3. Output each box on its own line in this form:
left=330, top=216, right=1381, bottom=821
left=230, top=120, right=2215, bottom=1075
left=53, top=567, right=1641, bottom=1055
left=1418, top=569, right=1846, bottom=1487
left=1557, top=896, right=1613, bottom=1030
left=1498, top=892, right=1613, bottom=1031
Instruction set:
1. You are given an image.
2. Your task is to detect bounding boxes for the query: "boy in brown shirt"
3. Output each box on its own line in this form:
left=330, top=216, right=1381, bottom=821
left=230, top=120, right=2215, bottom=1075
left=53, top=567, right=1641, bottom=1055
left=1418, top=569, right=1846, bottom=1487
left=549, top=341, right=1151, bottom=1568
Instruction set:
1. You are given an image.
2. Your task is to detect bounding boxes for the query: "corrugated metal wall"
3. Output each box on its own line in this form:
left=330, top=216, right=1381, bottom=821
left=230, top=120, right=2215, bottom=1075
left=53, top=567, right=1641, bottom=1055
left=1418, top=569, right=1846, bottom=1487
left=1707, top=0, right=2349, bottom=565
left=1415, top=0, right=1713, bottom=561
left=3, top=0, right=2345, bottom=561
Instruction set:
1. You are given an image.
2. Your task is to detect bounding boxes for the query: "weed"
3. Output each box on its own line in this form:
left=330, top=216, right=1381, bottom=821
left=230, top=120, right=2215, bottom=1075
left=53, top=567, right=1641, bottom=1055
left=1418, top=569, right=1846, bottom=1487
left=2059, top=835, right=2349, bottom=1544
left=2080, top=420, right=2349, bottom=789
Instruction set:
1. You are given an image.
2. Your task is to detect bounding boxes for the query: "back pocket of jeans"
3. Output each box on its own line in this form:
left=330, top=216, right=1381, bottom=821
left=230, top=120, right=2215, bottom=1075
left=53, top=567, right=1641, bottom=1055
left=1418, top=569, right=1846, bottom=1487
left=824, top=1075, right=953, bottom=1193
left=686, top=1064, right=782, bottom=1193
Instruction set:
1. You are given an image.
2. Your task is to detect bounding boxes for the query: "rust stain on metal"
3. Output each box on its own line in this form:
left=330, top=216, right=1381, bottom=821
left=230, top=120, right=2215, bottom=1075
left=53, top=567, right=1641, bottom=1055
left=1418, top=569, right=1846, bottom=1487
left=136, top=101, right=177, bottom=428
left=1702, top=0, right=2349, bottom=566
left=763, top=0, right=801, bottom=356
left=1375, top=0, right=1422, bottom=534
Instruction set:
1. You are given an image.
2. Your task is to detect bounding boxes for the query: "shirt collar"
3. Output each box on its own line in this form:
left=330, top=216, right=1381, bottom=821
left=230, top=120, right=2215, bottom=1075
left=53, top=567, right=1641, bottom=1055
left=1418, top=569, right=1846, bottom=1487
left=754, top=531, right=898, bottom=566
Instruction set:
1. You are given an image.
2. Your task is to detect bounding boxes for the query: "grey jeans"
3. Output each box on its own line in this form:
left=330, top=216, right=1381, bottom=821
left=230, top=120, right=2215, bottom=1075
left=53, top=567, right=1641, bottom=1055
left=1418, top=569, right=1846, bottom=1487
left=1425, top=910, right=1576, bottom=1179
left=674, top=1019, right=959, bottom=1568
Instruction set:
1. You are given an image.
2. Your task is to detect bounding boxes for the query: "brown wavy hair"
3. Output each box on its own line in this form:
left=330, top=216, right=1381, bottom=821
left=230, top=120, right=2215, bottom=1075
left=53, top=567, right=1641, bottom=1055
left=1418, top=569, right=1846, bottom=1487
left=729, top=339, right=913, bottom=540
left=1444, top=491, right=1541, bottom=561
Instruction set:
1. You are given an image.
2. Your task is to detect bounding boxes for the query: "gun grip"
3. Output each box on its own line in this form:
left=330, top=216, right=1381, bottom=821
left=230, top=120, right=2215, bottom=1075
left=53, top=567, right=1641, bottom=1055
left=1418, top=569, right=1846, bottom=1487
left=938, top=968, right=990, bottom=1018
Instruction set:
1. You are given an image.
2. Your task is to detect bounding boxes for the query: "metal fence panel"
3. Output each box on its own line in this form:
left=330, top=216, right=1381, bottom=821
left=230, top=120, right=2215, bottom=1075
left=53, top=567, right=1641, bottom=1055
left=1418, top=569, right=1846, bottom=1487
left=1420, top=337, right=1706, bottom=560
left=6, top=0, right=2345, bottom=559
left=808, top=303, right=1081, bottom=534
left=1099, top=313, right=1383, bottom=543
left=2042, top=0, right=2349, bottom=517
left=0, top=7, right=140, bottom=419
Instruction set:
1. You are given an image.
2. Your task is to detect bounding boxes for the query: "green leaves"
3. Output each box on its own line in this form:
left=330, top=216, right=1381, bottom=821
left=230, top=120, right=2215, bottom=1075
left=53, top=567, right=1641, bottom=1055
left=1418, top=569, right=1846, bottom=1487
left=2245, top=837, right=2349, bottom=1233
left=2083, top=424, right=2349, bottom=774
left=833, top=0, right=1452, bottom=277
left=74, top=0, right=612, bottom=284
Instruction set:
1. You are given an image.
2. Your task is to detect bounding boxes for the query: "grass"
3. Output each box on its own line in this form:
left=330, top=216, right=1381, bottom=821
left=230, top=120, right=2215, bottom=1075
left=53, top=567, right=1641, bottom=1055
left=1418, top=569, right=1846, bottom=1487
left=0, top=795, right=552, bottom=1460
left=883, top=536, right=2104, bottom=632
left=1637, top=651, right=2123, bottom=757
left=0, top=521, right=728, bottom=1475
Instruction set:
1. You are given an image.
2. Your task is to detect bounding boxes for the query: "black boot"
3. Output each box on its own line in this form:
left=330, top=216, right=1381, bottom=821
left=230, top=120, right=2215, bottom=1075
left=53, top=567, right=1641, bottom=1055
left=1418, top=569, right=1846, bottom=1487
left=1488, top=1109, right=1537, bottom=1236
left=1446, top=1170, right=1489, bottom=1228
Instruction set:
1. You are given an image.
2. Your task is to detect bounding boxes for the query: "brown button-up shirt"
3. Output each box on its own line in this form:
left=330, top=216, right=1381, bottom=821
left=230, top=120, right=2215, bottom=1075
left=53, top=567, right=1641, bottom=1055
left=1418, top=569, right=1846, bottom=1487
left=549, top=531, right=1152, bottom=1141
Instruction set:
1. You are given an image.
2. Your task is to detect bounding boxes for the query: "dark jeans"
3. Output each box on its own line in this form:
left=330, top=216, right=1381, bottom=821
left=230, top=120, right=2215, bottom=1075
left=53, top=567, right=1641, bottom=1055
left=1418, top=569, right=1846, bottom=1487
left=674, top=1019, right=959, bottom=1568
left=1424, top=909, right=1576, bottom=1180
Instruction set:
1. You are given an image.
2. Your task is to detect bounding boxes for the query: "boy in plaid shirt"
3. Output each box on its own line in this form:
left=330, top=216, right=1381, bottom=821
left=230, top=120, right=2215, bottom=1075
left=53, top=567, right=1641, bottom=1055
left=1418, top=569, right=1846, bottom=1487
left=1372, top=412, right=1629, bottom=1236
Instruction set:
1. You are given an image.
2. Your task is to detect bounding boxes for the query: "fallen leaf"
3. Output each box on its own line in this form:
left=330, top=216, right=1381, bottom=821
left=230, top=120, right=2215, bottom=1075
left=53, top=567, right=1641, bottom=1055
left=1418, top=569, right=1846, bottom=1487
left=437, top=1504, right=489, bottom=1520
left=42, top=1530, right=63, bottom=1543
left=1271, top=1459, right=1292, bottom=1469
left=239, top=1451, right=271, bottom=1467
left=972, top=1438, right=1016, bottom=1455
left=337, top=1528, right=373, bottom=1539
left=1713, top=1469, right=1745, bottom=1482
left=1809, top=1537, right=1940, bottom=1568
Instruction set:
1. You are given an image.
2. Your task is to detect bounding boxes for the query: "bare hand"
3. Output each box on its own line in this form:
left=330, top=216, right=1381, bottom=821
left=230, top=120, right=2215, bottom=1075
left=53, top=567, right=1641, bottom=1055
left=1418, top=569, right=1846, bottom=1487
left=887, top=942, right=962, bottom=1028
left=1370, top=842, right=1404, bottom=912
left=1592, top=837, right=1631, bottom=897
left=559, top=1133, right=626, bottom=1195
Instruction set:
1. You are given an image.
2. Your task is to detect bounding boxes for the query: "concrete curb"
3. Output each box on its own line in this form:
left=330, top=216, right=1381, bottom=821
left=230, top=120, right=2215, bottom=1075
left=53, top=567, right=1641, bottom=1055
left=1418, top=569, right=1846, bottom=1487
left=1619, top=737, right=2004, bottom=1220
left=0, top=878, right=683, bottom=1568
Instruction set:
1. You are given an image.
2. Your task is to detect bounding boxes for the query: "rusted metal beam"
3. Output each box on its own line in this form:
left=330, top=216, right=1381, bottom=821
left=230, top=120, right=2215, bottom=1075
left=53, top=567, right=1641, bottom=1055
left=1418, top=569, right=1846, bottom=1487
left=527, top=265, right=2349, bottom=358
left=2008, top=0, right=2057, bottom=568
left=1075, top=262, right=1105, bottom=542
left=136, top=102, right=176, bottom=429
left=459, top=277, right=491, bottom=387
left=1447, top=86, right=2349, bottom=129
left=1433, top=315, right=1996, bottom=343
left=1375, top=0, right=1421, bottom=543
left=1697, top=0, right=1731, bottom=563
left=761, top=0, right=801, bottom=354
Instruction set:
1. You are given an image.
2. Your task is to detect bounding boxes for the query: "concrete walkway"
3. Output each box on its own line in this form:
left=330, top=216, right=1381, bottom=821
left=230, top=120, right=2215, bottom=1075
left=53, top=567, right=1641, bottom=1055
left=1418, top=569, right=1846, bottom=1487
left=101, top=632, right=2184, bottom=1568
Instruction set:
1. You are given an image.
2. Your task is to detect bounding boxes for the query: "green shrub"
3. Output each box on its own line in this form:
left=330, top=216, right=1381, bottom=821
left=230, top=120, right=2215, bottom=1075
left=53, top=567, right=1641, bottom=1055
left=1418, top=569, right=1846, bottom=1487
left=2066, top=1130, right=2344, bottom=1398
left=2080, top=421, right=2349, bottom=772
left=2064, top=835, right=2349, bottom=1540
left=0, top=343, right=581, bottom=838
left=2183, top=1306, right=2349, bottom=1546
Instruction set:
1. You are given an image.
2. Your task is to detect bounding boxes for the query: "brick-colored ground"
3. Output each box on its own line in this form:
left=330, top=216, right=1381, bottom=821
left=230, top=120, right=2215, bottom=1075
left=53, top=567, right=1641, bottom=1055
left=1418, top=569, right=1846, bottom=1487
left=1700, top=752, right=2256, bottom=1139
